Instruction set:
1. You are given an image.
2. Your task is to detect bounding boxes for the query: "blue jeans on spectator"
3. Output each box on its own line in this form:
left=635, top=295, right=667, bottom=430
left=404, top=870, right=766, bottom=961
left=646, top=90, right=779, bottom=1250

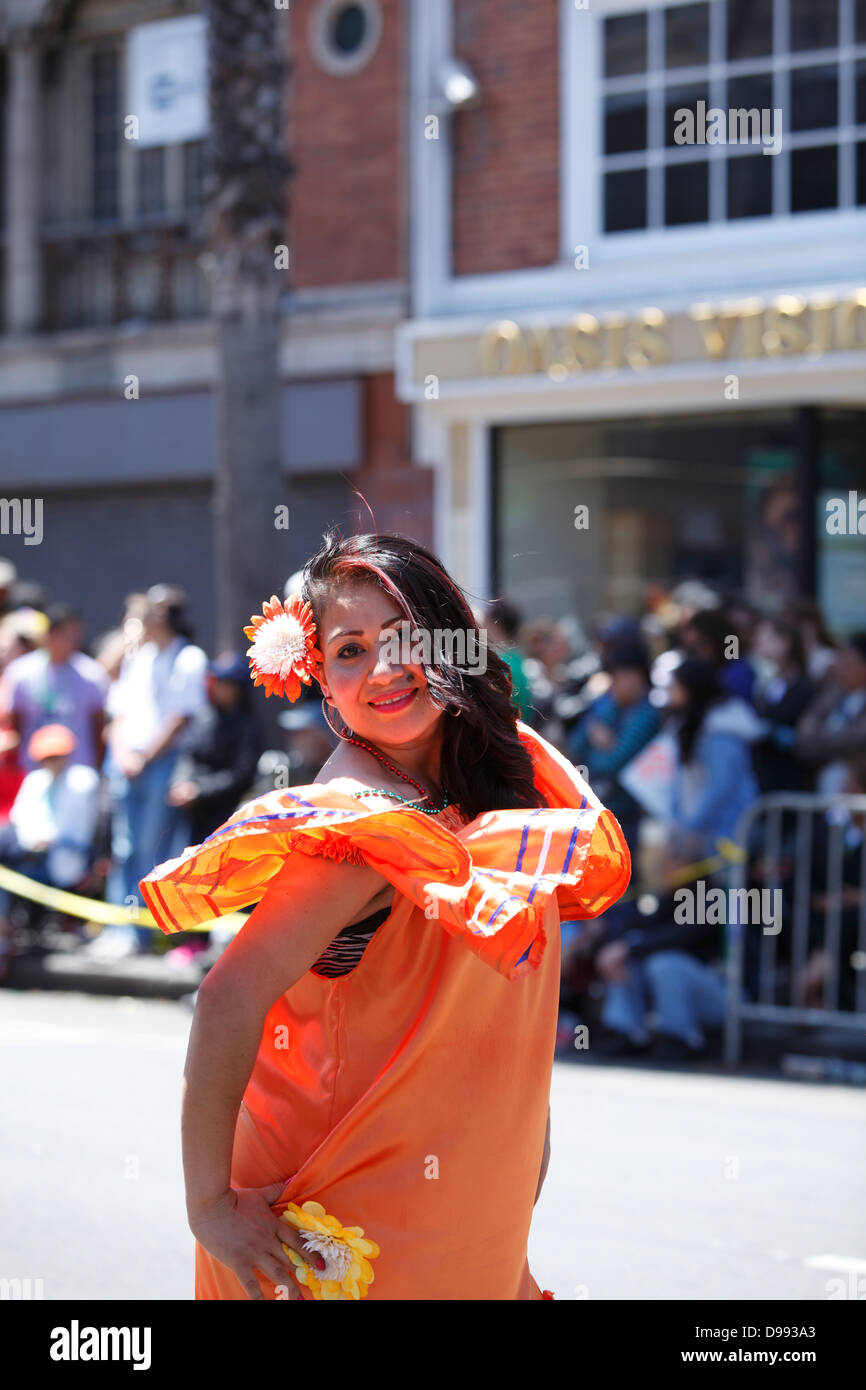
left=602, top=950, right=726, bottom=1048
left=0, top=831, right=54, bottom=918
left=107, top=751, right=190, bottom=948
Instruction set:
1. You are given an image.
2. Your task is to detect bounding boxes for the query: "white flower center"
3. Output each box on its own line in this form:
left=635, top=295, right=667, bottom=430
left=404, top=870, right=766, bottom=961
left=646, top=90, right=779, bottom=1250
left=249, top=614, right=308, bottom=677
left=301, top=1231, right=354, bottom=1282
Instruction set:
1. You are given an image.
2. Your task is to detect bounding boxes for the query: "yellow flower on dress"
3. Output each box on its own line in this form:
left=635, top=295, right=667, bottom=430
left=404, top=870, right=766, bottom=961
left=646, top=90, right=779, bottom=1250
left=280, top=1200, right=380, bottom=1300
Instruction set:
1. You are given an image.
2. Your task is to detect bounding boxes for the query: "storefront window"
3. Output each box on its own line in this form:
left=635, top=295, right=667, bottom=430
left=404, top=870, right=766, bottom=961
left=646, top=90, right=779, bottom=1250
left=817, top=410, right=866, bottom=635
left=494, top=408, right=865, bottom=639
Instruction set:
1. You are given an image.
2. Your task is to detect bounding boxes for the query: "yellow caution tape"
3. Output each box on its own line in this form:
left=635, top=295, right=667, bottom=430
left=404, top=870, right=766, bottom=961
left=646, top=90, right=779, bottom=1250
left=622, top=837, right=747, bottom=901
left=0, top=863, right=247, bottom=934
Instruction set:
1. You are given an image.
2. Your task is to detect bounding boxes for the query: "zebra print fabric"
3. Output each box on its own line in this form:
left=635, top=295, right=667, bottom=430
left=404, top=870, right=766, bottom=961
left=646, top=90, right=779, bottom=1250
left=310, top=903, right=394, bottom=978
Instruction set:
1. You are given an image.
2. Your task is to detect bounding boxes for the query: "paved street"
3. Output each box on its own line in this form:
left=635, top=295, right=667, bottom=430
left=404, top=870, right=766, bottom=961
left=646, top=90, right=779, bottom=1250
left=531, top=1055, right=866, bottom=1300
left=2, top=990, right=864, bottom=1301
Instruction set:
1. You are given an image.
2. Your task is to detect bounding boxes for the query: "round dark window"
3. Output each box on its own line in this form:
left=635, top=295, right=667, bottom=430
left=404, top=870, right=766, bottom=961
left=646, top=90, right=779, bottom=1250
left=331, top=4, right=367, bottom=56
left=310, top=0, right=382, bottom=76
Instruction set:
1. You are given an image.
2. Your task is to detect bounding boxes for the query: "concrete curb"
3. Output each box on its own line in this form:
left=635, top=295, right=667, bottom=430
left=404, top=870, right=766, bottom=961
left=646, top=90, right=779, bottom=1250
left=3, top=949, right=207, bottom=1000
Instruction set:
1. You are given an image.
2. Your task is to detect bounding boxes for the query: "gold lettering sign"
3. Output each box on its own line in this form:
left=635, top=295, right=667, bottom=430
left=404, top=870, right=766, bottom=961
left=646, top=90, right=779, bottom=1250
left=478, top=290, right=866, bottom=377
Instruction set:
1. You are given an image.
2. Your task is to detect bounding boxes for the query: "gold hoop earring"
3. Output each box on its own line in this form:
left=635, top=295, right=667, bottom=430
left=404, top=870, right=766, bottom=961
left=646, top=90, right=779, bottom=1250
left=321, top=698, right=354, bottom=741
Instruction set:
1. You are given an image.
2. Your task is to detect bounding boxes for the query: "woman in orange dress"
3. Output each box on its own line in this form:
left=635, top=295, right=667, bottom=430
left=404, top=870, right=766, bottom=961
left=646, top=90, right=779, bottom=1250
left=140, top=532, right=631, bottom=1300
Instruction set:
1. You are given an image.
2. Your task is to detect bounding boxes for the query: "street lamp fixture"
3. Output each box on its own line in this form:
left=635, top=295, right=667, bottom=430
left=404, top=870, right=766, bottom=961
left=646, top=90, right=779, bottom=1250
left=435, top=58, right=481, bottom=111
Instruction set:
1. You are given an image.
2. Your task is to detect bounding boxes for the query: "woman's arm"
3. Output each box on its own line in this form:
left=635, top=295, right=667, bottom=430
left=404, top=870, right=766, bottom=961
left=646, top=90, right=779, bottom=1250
left=183, top=847, right=388, bottom=1298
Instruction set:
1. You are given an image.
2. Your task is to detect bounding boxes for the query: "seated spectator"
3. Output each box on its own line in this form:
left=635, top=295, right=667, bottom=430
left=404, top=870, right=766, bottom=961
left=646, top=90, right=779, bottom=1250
left=792, top=599, right=837, bottom=683
left=724, top=596, right=760, bottom=662
left=666, top=657, right=762, bottom=861
left=751, top=616, right=815, bottom=793
left=567, top=638, right=661, bottom=854
left=3, top=604, right=108, bottom=772
left=746, top=748, right=866, bottom=1015
left=168, top=652, right=263, bottom=844
left=795, top=633, right=866, bottom=794
left=594, top=616, right=642, bottom=672
left=484, top=599, right=535, bottom=725
left=779, top=754, right=866, bottom=1014
left=592, top=890, right=728, bottom=1060
left=679, top=606, right=756, bottom=704
left=519, top=619, right=575, bottom=747
left=0, top=724, right=99, bottom=897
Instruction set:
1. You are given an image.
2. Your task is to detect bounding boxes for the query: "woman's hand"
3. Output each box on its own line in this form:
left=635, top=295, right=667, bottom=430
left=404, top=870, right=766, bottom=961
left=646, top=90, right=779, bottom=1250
left=587, top=720, right=616, bottom=750
left=168, top=780, right=199, bottom=807
left=189, top=1181, right=327, bottom=1301
left=117, top=747, right=146, bottom=780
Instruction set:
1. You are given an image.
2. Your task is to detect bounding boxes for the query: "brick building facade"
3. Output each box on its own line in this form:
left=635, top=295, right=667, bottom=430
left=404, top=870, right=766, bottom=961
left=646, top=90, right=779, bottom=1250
left=0, top=0, right=431, bottom=654
left=401, top=0, right=866, bottom=635
left=1, top=0, right=864, bottom=650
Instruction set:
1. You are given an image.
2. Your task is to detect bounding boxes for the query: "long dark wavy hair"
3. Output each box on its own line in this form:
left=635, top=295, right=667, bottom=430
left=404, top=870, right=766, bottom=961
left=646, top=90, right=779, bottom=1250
left=670, top=657, right=725, bottom=764
left=299, top=531, right=546, bottom=820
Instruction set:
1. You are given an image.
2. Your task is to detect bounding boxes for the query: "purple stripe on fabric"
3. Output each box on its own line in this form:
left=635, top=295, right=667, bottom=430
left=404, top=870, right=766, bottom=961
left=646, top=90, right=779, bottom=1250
left=199, top=804, right=349, bottom=845
left=561, top=820, right=582, bottom=874
left=515, top=809, right=543, bottom=873
left=485, top=893, right=526, bottom=928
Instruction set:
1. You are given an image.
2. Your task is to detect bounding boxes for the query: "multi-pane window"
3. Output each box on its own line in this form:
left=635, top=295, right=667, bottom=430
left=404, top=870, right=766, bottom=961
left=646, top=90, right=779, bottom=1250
left=601, top=0, right=866, bottom=232
left=136, top=146, right=166, bottom=217
left=91, top=48, right=120, bottom=221
left=183, top=140, right=208, bottom=211
left=89, top=43, right=205, bottom=223
left=0, top=55, right=6, bottom=232
left=44, top=40, right=209, bottom=327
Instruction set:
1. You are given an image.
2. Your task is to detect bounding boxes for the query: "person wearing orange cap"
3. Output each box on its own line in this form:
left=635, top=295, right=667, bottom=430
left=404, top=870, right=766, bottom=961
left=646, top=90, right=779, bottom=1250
left=0, top=723, right=100, bottom=927
left=141, top=532, right=630, bottom=1301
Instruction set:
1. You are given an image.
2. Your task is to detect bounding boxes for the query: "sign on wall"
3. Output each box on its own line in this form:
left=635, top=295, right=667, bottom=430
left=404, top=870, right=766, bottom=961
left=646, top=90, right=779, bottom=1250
left=401, top=288, right=866, bottom=400
left=126, top=15, right=208, bottom=148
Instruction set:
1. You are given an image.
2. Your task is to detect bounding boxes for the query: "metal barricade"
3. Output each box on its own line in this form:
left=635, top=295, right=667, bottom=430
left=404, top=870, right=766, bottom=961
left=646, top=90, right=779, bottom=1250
left=724, top=793, right=866, bottom=1067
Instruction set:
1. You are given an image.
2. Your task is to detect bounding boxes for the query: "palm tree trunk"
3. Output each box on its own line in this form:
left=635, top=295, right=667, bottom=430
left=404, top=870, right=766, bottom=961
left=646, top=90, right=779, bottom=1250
left=204, top=0, right=292, bottom=655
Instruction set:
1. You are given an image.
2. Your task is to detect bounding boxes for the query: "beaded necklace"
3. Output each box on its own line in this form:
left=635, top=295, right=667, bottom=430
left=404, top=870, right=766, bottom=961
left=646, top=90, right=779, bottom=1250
left=342, top=733, right=451, bottom=815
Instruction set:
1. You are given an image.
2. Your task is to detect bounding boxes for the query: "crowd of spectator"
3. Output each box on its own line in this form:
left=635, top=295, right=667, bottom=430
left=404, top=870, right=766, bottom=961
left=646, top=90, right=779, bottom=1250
left=488, top=585, right=866, bottom=1060
left=0, top=568, right=265, bottom=973
left=0, top=557, right=863, bottom=1066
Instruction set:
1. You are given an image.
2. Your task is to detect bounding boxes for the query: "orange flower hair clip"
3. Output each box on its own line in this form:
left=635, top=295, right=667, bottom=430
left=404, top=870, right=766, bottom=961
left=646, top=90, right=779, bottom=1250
left=244, top=594, right=324, bottom=701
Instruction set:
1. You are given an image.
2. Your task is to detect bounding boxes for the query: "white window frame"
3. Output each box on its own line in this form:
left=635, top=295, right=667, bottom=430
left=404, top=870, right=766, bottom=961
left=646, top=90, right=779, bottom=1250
left=409, top=0, right=866, bottom=319
left=570, top=0, right=866, bottom=261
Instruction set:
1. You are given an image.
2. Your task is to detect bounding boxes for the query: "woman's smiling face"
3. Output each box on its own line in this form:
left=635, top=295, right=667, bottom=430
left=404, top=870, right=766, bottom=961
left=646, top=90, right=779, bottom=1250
left=315, top=581, right=445, bottom=751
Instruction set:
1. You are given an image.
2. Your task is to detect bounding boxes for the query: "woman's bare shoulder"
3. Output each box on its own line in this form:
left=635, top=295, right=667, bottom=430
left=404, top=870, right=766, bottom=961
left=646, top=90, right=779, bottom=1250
left=313, top=745, right=409, bottom=813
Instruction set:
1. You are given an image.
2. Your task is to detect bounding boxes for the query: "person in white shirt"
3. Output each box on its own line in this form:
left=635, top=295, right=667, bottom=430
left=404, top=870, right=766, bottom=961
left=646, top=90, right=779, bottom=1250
left=103, top=585, right=207, bottom=951
left=0, top=723, right=99, bottom=928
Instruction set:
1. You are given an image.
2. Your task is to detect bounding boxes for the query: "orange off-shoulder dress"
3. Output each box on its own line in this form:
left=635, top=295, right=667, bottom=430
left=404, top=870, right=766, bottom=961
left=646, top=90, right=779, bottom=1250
left=139, top=722, right=630, bottom=1300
